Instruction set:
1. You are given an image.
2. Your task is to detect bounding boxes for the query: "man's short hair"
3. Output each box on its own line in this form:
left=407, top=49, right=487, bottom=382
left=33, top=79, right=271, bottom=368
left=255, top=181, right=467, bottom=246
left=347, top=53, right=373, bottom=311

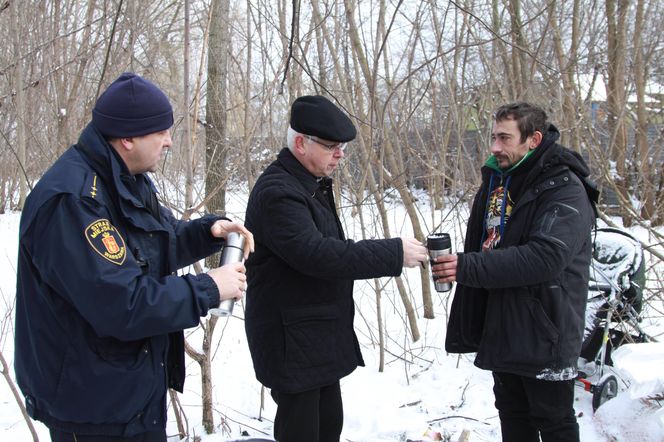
left=286, top=126, right=298, bottom=152
left=494, top=102, right=548, bottom=142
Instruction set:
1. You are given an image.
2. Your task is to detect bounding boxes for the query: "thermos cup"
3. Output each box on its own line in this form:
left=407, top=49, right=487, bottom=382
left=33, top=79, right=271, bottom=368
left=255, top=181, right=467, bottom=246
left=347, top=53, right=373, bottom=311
left=209, top=232, right=246, bottom=317
left=427, top=232, right=453, bottom=292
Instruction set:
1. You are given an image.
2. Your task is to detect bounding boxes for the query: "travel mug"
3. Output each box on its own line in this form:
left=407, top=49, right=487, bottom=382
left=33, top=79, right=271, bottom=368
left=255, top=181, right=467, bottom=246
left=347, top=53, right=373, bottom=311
left=209, top=232, right=246, bottom=317
left=427, top=232, right=453, bottom=292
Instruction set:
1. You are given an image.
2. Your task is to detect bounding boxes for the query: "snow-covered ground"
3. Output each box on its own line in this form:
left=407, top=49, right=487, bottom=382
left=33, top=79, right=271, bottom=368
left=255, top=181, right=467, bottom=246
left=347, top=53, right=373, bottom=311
left=1, top=189, right=662, bottom=441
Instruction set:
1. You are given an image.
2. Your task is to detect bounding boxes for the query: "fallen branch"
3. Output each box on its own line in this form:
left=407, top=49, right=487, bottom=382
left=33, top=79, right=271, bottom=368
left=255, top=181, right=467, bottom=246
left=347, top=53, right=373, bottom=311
left=427, top=415, right=491, bottom=425
left=399, top=400, right=422, bottom=408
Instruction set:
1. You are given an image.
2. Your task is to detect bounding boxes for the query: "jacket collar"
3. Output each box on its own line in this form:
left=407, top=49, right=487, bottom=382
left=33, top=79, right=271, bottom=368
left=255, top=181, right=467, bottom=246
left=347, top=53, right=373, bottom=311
left=276, top=147, right=332, bottom=195
left=75, top=123, right=154, bottom=209
left=77, top=124, right=128, bottom=181
left=74, top=124, right=167, bottom=235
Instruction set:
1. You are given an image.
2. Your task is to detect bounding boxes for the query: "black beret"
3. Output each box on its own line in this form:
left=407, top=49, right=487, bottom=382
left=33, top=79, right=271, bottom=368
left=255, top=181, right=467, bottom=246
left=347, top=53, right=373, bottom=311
left=290, top=95, right=357, bottom=142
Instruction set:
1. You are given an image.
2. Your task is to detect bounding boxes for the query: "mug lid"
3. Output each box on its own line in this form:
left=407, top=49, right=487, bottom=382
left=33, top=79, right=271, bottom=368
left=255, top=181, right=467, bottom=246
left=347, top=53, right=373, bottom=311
left=427, top=232, right=451, bottom=248
left=225, top=231, right=246, bottom=249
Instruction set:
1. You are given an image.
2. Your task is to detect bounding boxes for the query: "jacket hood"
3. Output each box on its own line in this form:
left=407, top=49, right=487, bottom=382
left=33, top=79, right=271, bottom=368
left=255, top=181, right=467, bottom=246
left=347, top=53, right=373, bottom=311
left=536, top=124, right=593, bottom=178
left=543, top=129, right=599, bottom=208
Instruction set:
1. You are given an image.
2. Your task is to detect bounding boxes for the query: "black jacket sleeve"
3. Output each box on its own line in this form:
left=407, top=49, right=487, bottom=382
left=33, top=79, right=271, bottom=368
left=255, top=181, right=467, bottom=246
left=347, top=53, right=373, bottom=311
left=457, top=177, right=595, bottom=289
left=254, top=184, right=403, bottom=280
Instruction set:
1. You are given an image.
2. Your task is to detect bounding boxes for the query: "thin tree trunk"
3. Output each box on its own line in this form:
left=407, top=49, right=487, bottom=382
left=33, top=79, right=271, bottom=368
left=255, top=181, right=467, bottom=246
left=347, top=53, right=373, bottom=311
left=11, top=0, right=27, bottom=210
left=345, top=0, right=433, bottom=319
left=168, top=389, right=186, bottom=439
left=184, top=0, right=194, bottom=215
left=605, top=0, right=630, bottom=225
left=633, top=0, right=658, bottom=225
left=549, top=0, right=581, bottom=150
left=506, top=0, right=527, bottom=98
left=205, top=0, right=231, bottom=218
left=200, top=0, right=232, bottom=433
left=0, top=350, right=39, bottom=442
left=243, top=0, right=255, bottom=190
left=491, top=0, right=512, bottom=101
left=184, top=315, right=218, bottom=434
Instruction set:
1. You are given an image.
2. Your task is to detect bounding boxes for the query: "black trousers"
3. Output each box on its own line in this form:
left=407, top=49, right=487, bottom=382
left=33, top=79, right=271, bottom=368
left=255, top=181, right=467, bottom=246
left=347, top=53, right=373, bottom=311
left=49, top=429, right=166, bottom=442
left=493, top=372, right=579, bottom=442
left=270, top=381, right=343, bottom=442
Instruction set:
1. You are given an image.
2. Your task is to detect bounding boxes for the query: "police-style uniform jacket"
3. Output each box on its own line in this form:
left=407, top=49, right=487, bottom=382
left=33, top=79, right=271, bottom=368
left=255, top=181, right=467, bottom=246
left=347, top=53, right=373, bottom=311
left=244, top=148, right=403, bottom=394
left=446, top=125, right=598, bottom=380
left=15, top=123, right=224, bottom=436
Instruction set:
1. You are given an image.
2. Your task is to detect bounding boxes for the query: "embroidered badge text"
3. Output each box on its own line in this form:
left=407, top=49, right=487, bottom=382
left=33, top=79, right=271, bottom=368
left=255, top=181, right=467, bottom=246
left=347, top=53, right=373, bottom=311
left=85, top=219, right=127, bottom=265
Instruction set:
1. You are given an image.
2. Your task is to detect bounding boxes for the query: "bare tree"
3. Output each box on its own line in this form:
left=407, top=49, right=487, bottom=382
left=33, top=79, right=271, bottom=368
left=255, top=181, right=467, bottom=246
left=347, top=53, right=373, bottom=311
left=10, top=0, right=26, bottom=209
left=548, top=0, right=582, bottom=150
left=633, top=0, right=663, bottom=225
left=605, top=0, right=630, bottom=225
left=205, top=0, right=231, bottom=221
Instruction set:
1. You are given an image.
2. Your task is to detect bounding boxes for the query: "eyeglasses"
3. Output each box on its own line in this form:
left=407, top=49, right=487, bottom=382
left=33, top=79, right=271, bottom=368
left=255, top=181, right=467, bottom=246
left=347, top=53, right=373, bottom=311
left=303, top=135, right=347, bottom=152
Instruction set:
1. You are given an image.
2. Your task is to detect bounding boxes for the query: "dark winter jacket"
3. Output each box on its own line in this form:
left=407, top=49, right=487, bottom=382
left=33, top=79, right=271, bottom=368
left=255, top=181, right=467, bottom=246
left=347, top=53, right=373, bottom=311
left=14, top=123, right=224, bottom=436
left=244, top=148, right=403, bottom=393
left=445, top=125, right=598, bottom=380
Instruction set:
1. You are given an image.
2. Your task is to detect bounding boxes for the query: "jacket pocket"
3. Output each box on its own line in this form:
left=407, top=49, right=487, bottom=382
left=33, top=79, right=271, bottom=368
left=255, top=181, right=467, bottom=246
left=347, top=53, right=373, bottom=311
left=52, top=339, right=155, bottom=423
left=88, top=336, right=149, bottom=369
left=282, top=304, right=339, bottom=369
left=500, top=291, right=560, bottom=367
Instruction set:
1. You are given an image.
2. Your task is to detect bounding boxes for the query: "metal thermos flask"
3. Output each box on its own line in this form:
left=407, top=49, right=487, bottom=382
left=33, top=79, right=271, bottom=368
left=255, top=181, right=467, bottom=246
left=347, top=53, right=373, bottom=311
left=209, top=232, right=246, bottom=317
left=427, top=232, right=453, bottom=292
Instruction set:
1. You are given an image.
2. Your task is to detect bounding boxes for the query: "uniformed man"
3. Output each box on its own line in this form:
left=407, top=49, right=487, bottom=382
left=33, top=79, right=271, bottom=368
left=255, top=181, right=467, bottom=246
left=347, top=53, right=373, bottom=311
left=14, top=72, right=253, bottom=442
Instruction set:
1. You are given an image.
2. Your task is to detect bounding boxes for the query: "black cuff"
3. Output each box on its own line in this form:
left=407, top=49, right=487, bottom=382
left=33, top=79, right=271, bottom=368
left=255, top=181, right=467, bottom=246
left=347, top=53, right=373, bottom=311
left=200, top=214, right=232, bottom=243
left=197, top=273, right=221, bottom=309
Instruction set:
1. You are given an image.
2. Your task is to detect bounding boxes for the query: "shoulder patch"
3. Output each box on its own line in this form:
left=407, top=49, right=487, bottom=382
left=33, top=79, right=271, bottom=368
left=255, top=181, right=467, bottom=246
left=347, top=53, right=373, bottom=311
left=85, top=219, right=127, bottom=265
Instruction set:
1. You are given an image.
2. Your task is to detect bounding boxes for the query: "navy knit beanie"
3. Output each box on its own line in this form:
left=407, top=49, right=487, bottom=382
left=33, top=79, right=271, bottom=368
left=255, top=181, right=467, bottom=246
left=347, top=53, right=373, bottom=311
left=290, top=95, right=356, bottom=142
left=92, top=72, right=174, bottom=138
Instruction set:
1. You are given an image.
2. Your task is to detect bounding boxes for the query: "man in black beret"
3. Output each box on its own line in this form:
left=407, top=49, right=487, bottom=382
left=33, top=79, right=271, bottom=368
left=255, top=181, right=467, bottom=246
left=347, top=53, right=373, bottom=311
left=244, top=95, right=428, bottom=442
left=15, top=72, right=253, bottom=441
